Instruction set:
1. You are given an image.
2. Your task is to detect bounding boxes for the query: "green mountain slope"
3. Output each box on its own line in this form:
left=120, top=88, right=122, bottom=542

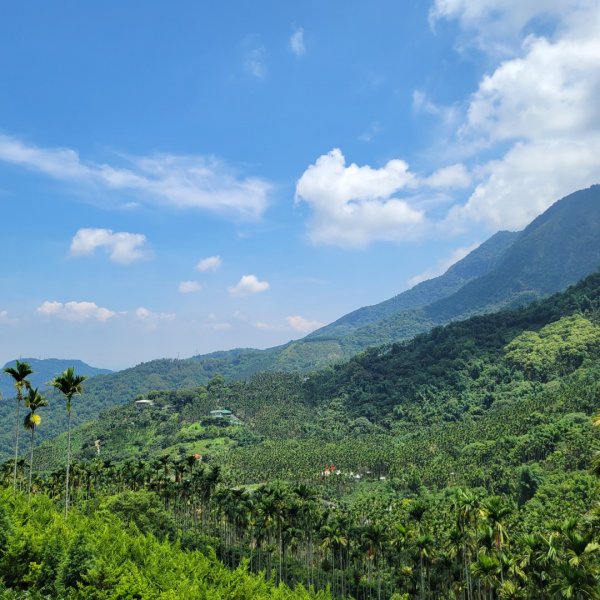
left=3, top=186, right=599, bottom=462
left=306, top=229, right=520, bottom=340
left=325, top=185, right=600, bottom=350
left=226, top=184, right=600, bottom=366
left=0, top=232, right=518, bottom=460
left=0, top=358, right=111, bottom=399
left=426, top=185, right=600, bottom=321
left=11, top=272, right=600, bottom=600
left=35, top=270, right=600, bottom=482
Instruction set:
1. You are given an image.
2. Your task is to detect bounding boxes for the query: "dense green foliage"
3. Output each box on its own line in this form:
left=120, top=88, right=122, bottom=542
left=0, top=490, right=330, bottom=599
left=3, top=266, right=600, bottom=599
left=2, top=271, right=600, bottom=598
left=33, top=271, right=600, bottom=477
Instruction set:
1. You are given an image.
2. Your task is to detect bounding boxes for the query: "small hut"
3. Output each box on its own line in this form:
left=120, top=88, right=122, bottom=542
left=134, top=399, right=154, bottom=410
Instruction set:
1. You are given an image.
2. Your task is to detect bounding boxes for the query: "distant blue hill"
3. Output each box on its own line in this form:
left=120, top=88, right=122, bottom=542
left=0, top=358, right=112, bottom=399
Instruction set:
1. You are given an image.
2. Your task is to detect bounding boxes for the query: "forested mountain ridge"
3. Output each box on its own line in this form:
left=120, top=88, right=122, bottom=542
left=424, top=184, right=600, bottom=321
left=5, top=273, right=600, bottom=600
left=305, top=229, right=520, bottom=340
left=2, top=186, right=599, bottom=463
left=36, top=269, right=600, bottom=477
left=0, top=357, right=111, bottom=399
left=183, top=184, right=600, bottom=367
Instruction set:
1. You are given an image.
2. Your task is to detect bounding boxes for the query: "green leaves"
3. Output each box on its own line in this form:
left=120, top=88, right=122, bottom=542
left=50, top=367, right=87, bottom=414
left=505, top=315, right=600, bottom=380
left=0, top=491, right=330, bottom=599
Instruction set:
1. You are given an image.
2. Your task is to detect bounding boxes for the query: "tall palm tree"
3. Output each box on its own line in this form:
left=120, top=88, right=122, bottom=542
left=471, top=554, right=500, bottom=600
left=23, top=386, right=48, bottom=499
left=50, top=367, right=87, bottom=515
left=3, top=360, right=33, bottom=493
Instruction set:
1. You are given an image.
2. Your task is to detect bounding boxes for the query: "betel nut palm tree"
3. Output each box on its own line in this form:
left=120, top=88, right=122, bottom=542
left=51, top=367, right=87, bottom=515
left=3, top=360, right=33, bottom=492
left=24, top=386, right=48, bottom=499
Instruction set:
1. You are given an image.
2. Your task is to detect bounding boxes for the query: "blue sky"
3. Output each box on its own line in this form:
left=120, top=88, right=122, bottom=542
left=1, top=0, right=599, bottom=369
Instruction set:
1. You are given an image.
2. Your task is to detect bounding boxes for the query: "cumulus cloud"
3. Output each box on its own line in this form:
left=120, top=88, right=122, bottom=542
left=286, top=315, right=324, bottom=333
left=36, top=300, right=115, bottom=322
left=429, top=0, right=587, bottom=54
left=299, top=2, right=600, bottom=244
left=425, top=164, right=472, bottom=189
left=196, top=255, right=222, bottom=272
left=0, top=135, right=271, bottom=220
left=444, top=1, right=600, bottom=231
left=289, top=27, right=306, bottom=56
left=178, top=281, right=202, bottom=294
left=462, top=32, right=600, bottom=145
left=447, top=139, right=600, bottom=231
left=228, top=274, right=270, bottom=296
left=70, top=228, right=148, bottom=264
left=407, top=243, right=480, bottom=286
left=295, top=148, right=426, bottom=247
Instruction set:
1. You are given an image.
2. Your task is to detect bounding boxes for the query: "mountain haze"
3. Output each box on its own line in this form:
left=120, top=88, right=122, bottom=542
left=307, top=229, right=520, bottom=340
left=0, top=358, right=112, bottom=399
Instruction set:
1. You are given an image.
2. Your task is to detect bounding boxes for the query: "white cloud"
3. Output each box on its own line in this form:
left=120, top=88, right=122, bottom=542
left=178, top=281, right=202, bottom=294
left=429, top=0, right=587, bottom=54
left=254, top=321, right=276, bottom=330
left=445, top=2, right=600, bottom=231
left=196, top=255, right=222, bottom=272
left=70, top=228, right=148, bottom=264
left=299, top=4, right=600, bottom=245
left=134, top=307, right=175, bottom=332
left=289, top=28, right=306, bottom=56
left=0, top=310, right=8, bottom=320
left=358, top=121, right=382, bottom=143
left=135, top=307, right=175, bottom=321
left=286, top=315, right=324, bottom=333
left=412, top=90, right=460, bottom=127
left=0, top=135, right=271, bottom=220
left=36, top=300, right=115, bottom=322
left=205, top=314, right=232, bottom=331
left=295, top=148, right=425, bottom=247
left=407, top=242, right=480, bottom=286
left=425, top=164, right=472, bottom=189
left=228, top=274, right=270, bottom=296
left=447, top=138, right=600, bottom=231
left=243, top=37, right=267, bottom=79
left=462, top=32, right=600, bottom=145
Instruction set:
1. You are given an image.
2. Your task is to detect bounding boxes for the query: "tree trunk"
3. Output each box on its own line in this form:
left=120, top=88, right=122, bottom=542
left=13, top=397, right=21, bottom=493
left=65, top=411, right=72, bottom=516
left=28, top=428, right=35, bottom=500
left=278, top=522, right=283, bottom=585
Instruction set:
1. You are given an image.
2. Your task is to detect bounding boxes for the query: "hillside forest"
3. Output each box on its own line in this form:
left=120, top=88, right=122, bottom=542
left=1, top=272, right=599, bottom=598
